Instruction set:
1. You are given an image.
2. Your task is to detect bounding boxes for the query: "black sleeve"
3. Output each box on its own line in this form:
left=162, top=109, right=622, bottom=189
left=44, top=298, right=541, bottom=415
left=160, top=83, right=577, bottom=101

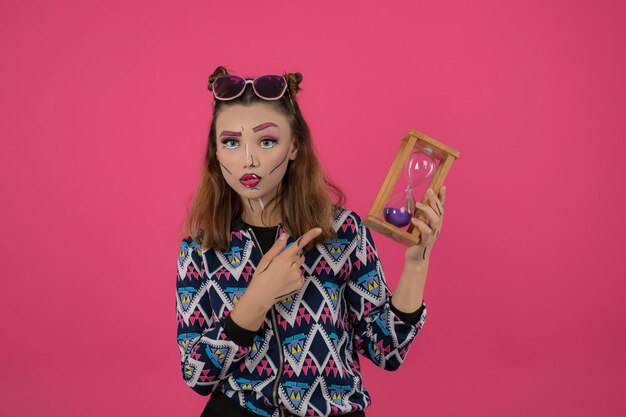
left=223, top=313, right=261, bottom=347
left=389, top=296, right=426, bottom=325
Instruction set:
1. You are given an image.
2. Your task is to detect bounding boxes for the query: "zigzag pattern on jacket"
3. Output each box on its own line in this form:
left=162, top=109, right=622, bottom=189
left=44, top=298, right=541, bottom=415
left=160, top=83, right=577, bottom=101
left=176, top=208, right=427, bottom=417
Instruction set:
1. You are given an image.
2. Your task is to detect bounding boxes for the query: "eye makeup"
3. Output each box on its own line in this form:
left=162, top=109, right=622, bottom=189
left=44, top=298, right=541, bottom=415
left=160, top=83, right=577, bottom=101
left=220, top=130, right=242, bottom=138
left=219, top=136, right=279, bottom=148
left=259, top=138, right=278, bottom=149
left=220, top=138, right=239, bottom=149
left=219, top=122, right=278, bottom=139
left=252, top=122, right=278, bottom=132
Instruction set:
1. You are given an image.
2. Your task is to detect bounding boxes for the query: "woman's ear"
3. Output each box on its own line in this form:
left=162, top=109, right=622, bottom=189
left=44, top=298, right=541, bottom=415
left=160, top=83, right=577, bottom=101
left=289, top=137, right=298, bottom=160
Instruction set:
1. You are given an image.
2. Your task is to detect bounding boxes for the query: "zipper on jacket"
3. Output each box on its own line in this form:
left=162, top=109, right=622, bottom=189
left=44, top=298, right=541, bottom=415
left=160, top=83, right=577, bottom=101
left=248, top=226, right=285, bottom=417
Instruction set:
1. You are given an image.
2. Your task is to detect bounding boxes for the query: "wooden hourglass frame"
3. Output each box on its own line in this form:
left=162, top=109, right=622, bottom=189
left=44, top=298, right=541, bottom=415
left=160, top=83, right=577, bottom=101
left=362, top=130, right=460, bottom=247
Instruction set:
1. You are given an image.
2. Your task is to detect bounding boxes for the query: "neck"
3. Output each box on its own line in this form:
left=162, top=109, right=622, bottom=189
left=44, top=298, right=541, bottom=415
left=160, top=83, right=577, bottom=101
left=241, top=198, right=282, bottom=227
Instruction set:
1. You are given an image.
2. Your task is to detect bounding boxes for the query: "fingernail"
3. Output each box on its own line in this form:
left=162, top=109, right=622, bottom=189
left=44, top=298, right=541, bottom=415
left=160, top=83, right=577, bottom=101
left=314, top=228, right=322, bottom=233
left=427, top=188, right=433, bottom=194
left=280, top=233, right=287, bottom=240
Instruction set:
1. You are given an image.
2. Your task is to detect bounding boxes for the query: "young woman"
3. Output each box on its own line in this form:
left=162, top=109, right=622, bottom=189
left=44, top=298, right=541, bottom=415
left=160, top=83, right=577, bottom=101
left=176, top=66, right=446, bottom=417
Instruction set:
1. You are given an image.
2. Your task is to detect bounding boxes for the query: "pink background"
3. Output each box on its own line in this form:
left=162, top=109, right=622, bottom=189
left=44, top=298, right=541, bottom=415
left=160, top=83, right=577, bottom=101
left=1, top=1, right=625, bottom=416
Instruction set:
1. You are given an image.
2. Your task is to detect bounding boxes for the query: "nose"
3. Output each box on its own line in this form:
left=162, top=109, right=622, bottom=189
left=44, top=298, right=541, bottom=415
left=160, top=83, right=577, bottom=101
left=243, top=143, right=257, bottom=168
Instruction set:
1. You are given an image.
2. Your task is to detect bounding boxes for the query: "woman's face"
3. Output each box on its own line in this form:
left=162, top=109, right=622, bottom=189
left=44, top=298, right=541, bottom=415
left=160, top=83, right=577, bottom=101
left=215, top=102, right=297, bottom=212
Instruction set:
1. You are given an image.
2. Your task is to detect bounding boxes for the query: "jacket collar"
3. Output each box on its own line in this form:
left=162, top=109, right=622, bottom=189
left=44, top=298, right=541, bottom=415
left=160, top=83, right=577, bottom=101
left=230, top=217, right=246, bottom=232
left=230, top=217, right=284, bottom=233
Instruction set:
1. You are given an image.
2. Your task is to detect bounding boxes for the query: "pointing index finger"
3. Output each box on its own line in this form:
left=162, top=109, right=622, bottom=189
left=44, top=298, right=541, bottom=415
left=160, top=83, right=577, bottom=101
left=284, top=227, right=322, bottom=256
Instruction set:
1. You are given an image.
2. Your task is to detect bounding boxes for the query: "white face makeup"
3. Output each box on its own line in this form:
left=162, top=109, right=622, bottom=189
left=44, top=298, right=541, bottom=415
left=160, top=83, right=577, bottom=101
left=215, top=103, right=297, bottom=224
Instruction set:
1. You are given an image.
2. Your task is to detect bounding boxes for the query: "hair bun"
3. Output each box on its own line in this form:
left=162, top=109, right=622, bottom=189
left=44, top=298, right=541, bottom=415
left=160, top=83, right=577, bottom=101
left=285, top=72, right=303, bottom=98
left=208, top=66, right=230, bottom=91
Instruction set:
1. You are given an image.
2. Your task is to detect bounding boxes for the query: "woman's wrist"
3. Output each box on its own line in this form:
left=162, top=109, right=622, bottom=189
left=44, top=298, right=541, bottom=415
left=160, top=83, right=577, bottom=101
left=405, top=257, right=429, bottom=274
left=229, top=286, right=272, bottom=332
left=246, top=280, right=275, bottom=312
left=391, top=263, right=427, bottom=313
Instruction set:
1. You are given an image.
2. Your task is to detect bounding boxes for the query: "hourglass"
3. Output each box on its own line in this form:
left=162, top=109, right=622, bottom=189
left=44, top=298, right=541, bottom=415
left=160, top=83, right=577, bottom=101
left=362, top=130, right=460, bottom=247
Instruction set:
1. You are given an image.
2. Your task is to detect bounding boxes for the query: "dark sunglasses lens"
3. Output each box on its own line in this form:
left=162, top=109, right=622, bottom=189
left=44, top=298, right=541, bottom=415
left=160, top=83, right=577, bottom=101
left=213, top=75, right=245, bottom=99
left=253, top=75, right=286, bottom=99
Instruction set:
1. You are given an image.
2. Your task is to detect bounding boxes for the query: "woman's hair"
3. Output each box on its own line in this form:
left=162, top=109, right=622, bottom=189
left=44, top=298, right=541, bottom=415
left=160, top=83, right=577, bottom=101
left=180, top=65, right=346, bottom=253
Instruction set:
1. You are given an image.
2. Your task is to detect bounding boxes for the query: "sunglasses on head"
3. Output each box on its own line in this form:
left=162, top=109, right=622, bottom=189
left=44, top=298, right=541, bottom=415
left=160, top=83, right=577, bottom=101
left=210, top=74, right=294, bottom=106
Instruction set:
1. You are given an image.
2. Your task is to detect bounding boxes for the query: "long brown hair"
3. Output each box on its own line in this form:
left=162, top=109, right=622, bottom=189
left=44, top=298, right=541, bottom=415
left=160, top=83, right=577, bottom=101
left=180, top=66, right=346, bottom=253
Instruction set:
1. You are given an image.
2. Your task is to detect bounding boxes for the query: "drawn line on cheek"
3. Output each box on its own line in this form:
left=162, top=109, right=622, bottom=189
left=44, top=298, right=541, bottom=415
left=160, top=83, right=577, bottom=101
left=268, top=152, right=290, bottom=175
left=219, top=162, right=232, bottom=175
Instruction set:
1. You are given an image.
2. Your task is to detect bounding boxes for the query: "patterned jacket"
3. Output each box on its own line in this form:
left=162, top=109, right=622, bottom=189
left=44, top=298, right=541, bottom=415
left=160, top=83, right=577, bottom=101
left=175, top=208, right=427, bottom=417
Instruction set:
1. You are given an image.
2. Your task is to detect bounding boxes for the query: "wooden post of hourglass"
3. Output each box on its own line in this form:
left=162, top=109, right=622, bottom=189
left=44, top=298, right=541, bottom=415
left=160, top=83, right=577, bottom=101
left=362, top=130, right=461, bottom=247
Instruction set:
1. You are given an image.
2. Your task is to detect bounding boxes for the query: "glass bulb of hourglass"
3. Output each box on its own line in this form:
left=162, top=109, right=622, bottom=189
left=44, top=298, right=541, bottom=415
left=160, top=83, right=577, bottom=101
left=406, top=147, right=436, bottom=188
left=383, top=192, right=415, bottom=227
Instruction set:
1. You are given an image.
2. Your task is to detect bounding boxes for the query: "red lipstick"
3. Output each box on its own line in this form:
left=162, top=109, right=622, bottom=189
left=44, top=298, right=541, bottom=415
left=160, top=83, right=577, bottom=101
left=239, top=173, right=261, bottom=188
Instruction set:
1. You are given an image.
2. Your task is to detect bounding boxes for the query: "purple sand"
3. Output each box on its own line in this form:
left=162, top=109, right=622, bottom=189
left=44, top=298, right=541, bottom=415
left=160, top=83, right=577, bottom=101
left=383, top=207, right=412, bottom=227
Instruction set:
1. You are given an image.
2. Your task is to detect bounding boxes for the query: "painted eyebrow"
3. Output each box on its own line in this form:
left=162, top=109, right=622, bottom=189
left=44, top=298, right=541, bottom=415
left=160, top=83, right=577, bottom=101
left=252, top=122, right=278, bottom=132
left=220, top=130, right=242, bottom=138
